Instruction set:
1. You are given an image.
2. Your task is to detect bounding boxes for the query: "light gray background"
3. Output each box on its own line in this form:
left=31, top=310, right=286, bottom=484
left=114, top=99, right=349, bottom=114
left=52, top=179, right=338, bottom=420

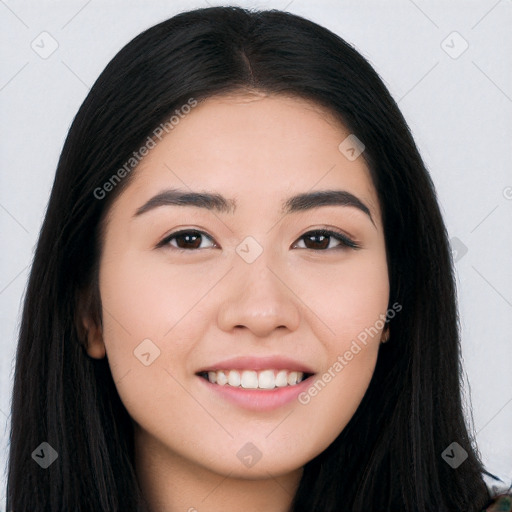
left=1, top=0, right=511, bottom=508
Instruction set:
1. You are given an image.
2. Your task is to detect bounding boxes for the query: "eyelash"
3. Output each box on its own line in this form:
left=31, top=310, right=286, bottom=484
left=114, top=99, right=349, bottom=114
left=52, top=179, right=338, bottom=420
left=157, top=228, right=360, bottom=252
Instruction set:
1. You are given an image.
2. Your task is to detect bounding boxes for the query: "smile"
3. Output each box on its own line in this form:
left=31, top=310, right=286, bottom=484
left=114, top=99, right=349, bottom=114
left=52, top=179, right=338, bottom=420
left=198, top=369, right=310, bottom=389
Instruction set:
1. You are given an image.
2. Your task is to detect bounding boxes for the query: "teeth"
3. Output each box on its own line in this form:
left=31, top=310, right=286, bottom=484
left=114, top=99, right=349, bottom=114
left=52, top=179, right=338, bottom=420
left=287, top=371, right=298, bottom=386
left=216, top=371, right=228, bottom=386
left=228, top=370, right=241, bottom=387
left=275, top=370, right=288, bottom=388
left=240, top=370, right=258, bottom=389
left=258, top=370, right=275, bottom=389
left=204, top=369, right=306, bottom=389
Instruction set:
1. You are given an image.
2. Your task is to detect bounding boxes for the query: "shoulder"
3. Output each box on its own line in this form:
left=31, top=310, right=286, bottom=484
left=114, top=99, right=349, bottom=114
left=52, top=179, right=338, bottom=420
left=482, top=470, right=512, bottom=511
left=483, top=494, right=512, bottom=512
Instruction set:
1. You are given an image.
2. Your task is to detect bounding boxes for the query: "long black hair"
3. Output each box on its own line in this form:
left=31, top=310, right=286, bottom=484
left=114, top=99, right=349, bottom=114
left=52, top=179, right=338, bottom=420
left=7, top=6, right=491, bottom=511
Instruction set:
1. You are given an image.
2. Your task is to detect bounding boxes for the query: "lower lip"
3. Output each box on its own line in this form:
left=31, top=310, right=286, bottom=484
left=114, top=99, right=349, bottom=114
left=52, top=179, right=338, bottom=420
left=198, top=375, right=315, bottom=412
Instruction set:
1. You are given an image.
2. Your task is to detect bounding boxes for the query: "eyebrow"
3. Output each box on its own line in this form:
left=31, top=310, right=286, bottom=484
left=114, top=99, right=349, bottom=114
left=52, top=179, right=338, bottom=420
left=134, top=188, right=375, bottom=226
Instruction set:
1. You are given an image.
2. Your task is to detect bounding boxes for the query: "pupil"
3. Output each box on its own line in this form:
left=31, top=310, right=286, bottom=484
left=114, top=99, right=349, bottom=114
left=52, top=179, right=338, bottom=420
left=308, top=234, right=328, bottom=250
left=178, top=233, right=201, bottom=249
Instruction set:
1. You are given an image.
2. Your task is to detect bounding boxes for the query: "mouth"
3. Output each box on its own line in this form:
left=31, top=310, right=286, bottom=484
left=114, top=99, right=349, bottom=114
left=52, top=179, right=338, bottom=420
left=195, top=355, right=316, bottom=411
left=196, top=369, right=314, bottom=390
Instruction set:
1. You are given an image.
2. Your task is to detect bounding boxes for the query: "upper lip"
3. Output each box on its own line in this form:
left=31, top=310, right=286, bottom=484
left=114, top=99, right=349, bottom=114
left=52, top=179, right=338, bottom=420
left=196, top=355, right=315, bottom=374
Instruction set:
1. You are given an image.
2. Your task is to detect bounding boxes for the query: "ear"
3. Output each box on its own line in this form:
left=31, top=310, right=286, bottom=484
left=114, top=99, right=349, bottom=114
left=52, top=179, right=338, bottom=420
left=76, top=285, right=106, bottom=359
left=381, top=325, right=390, bottom=343
left=82, top=315, right=106, bottom=359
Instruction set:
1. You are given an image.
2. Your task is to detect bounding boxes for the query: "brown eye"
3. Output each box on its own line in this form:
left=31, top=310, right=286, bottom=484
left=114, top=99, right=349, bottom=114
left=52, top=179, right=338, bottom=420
left=294, top=230, right=359, bottom=251
left=159, top=230, right=216, bottom=250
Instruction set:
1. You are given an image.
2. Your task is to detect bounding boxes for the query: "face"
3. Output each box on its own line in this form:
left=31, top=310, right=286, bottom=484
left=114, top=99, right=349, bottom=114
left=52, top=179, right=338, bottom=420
left=84, top=92, right=389, bottom=480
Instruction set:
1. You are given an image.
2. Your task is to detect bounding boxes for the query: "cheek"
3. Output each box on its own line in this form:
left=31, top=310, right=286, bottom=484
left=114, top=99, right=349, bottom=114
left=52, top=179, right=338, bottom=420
left=97, top=250, right=224, bottom=383
left=96, top=252, right=204, bottom=427
left=99, top=248, right=220, bottom=337
left=287, top=251, right=388, bottom=444
left=333, top=260, right=389, bottom=339
left=291, top=249, right=389, bottom=341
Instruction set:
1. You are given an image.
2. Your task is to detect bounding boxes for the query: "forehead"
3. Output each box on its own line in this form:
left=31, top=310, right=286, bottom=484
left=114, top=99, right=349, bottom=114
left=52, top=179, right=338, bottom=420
left=107, top=92, right=381, bottom=225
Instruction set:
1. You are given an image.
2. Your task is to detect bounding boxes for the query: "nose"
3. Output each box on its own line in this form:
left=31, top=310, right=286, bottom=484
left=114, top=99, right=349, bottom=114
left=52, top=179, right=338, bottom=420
left=216, top=254, right=301, bottom=338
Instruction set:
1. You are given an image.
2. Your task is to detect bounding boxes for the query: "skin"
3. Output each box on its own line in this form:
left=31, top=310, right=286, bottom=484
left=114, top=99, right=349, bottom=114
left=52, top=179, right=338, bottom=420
left=83, top=92, right=390, bottom=512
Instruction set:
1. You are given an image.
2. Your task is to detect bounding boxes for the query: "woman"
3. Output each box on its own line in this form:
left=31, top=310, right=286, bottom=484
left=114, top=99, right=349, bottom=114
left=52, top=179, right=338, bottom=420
left=6, top=6, right=510, bottom=511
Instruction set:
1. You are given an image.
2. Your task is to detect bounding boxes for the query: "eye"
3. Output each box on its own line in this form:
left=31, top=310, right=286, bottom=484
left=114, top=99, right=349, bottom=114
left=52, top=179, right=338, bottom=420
left=157, top=229, right=217, bottom=251
left=293, top=229, right=360, bottom=251
left=157, top=228, right=359, bottom=252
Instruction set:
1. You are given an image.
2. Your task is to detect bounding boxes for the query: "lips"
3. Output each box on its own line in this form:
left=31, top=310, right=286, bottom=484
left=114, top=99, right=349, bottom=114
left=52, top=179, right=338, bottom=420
left=195, top=356, right=315, bottom=392
left=196, top=355, right=315, bottom=374
left=196, top=356, right=316, bottom=411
